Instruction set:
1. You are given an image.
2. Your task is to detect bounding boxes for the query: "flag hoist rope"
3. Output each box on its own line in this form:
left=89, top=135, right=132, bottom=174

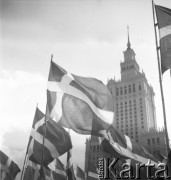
left=152, top=0, right=170, bottom=155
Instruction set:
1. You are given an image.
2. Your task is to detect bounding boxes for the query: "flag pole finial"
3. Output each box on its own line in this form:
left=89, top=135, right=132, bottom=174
left=127, top=25, right=131, bottom=49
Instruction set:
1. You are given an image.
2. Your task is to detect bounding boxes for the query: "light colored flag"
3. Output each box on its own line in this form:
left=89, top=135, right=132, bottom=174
left=76, top=165, right=86, bottom=180
left=155, top=5, right=171, bottom=74
left=47, top=61, right=114, bottom=137
left=28, top=107, right=72, bottom=165
left=0, top=150, right=20, bottom=180
left=66, top=150, right=76, bottom=180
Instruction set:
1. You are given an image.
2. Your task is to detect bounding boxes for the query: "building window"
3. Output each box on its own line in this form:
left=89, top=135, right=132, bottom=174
left=124, top=86, right=127, bottom=94
left=139, top=85, right=142, bottom=91
left=152, top=138, right=155, bottom=144
left=148, top=139, right=150, bottom=145
left=120, top=87, right=123, bottom=95
left=133, top=84, right=136, bottom=92
left=116, top=88, right=119, bottom=96
left=129, top=85, right=131, bottom=93
left=157, top=138, right=160, bottom=145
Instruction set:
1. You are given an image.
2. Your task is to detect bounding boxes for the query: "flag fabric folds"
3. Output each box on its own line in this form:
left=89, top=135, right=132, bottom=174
left=101, top=126, right=159, bottom=166
left=0, top=150, right=20, bottom=180
left=155, top=5, right=171, bottom=74
left=87, top=159, right=99, bottom=180
left=23, top=160, right=40, bottom=180
left=40, top=166, right=54, bottom=180
left=76, top=165, right=86, bottom=180
left=48, top=158, right=66, bottom=180
left=47, top=61, right=114, bottom=136
left=28, top=107, right=72, bottom=165
left=66, top=150, right=76, bottom=180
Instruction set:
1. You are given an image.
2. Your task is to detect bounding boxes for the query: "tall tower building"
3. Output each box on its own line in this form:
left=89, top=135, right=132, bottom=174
left=84, top=30, right=166, bottom=172
left=107, top=30, right=157, bottom=143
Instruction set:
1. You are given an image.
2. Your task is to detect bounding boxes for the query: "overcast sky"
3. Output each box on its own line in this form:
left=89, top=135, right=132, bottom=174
left=0, top=0, right=171, bottom=176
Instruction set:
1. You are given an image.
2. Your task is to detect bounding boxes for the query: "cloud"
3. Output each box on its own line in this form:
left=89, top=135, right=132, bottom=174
left=0, top=69, right=87, bottom=171
left=0, top=70, right=47, bottom=149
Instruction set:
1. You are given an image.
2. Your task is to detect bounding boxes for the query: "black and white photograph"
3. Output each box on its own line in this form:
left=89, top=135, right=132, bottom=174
left=1, top=0, right=171, bottom=179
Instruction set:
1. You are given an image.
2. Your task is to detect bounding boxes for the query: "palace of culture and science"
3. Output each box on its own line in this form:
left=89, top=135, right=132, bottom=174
left=85, top=33, right=167, bottom=172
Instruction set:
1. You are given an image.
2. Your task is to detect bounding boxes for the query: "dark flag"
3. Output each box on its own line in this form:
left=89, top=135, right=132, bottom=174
left=87, top=159, right=99, bottom=180
left=155, top=5, right=171, bottom=74
left=0, top=150, right=20, bottom=180
left=101, top=126, right=158, bottom=166
left=40, top=166, right=53, bottom=180
left=28, top=107, right=72, bottom=165
left=76, top=165, right=86, bottom=180
left=23, top=160, right=40, bottom=180
left=48, top=158, right=66, bottom=180
left=66, top=150, right=76, bottom=180
left=47, top=61, right=114, bottom=137
left=101, top=127, right=160, bottom=179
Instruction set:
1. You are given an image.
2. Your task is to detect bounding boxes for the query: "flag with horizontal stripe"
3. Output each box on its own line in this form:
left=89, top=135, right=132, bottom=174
left=155, top=5, right=171, bottom=74
left=23, top=160, right=40, bottom=180
left=87, top=159, right=99, bottom=180
left=28, top=107, right=72, bottom=165
left=76, top=165, right=86, bottom=180
left=0, top=150, right=20, bottom=180
left=48, top=158, right=66, bottom=180
left=101, top=126, right=159, bottom=166
left=66, top=150, right=76, bottom=180
left=47, top=61, right=114, bottom=136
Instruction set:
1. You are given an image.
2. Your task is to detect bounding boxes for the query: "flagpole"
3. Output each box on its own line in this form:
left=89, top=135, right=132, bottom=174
left=86, top=135, right=93, bottom=177
left=20, top=149, right=28, bottom=180
left=41, top=55, right=53, bottom=171
left=66, top=128, right=71, bottom=180
left=20, top=103, right=39, bottom=180
left=152, top=0, right=170, bottom=154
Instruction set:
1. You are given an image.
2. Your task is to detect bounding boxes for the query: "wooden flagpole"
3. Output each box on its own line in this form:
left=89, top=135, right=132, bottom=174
left=41, top=55, right=54, bottom=171
left=152, top=0, right=170, bottom=155
left=86, top=135, right=93, bottom=178
left=20, top=103, right=38, bottom=180
left=20, top=148, right=29, bottom=180
left=66, top=128, right=71, bottom=180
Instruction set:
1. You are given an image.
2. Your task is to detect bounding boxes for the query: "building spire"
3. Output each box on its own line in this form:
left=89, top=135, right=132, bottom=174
left=127, top=25, right=131, bottom=49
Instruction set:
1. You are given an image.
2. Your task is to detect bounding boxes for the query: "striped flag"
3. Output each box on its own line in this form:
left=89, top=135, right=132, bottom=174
left=23, top=160, right=40, bottom=180
left=155, top=5, right=171, bottom=74
left=48, top=158, right=66, bottom=180
left=41, top=159, right=67, bottom=180
left=76, top=165, right=86, bottom=180
left=47, top=61, right=114, bottom=136
left=0, top=150, right=20, bottom=180
left=66, top=150, right=76, bottom=180
left=28, top=107, right=72, bottom=165
left=101, top=126, right=159, bottom=166
left=87, top=160, right=99, bottom=180
left=40, top=166, right=54, bottom=180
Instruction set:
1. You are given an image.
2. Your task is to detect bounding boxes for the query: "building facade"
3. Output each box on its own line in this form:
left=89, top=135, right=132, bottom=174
left=107, top=35, right=157, bottom=144
left=141, top=128, right=167, bottom=157
left=85, top=33, right=167, bottom=172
